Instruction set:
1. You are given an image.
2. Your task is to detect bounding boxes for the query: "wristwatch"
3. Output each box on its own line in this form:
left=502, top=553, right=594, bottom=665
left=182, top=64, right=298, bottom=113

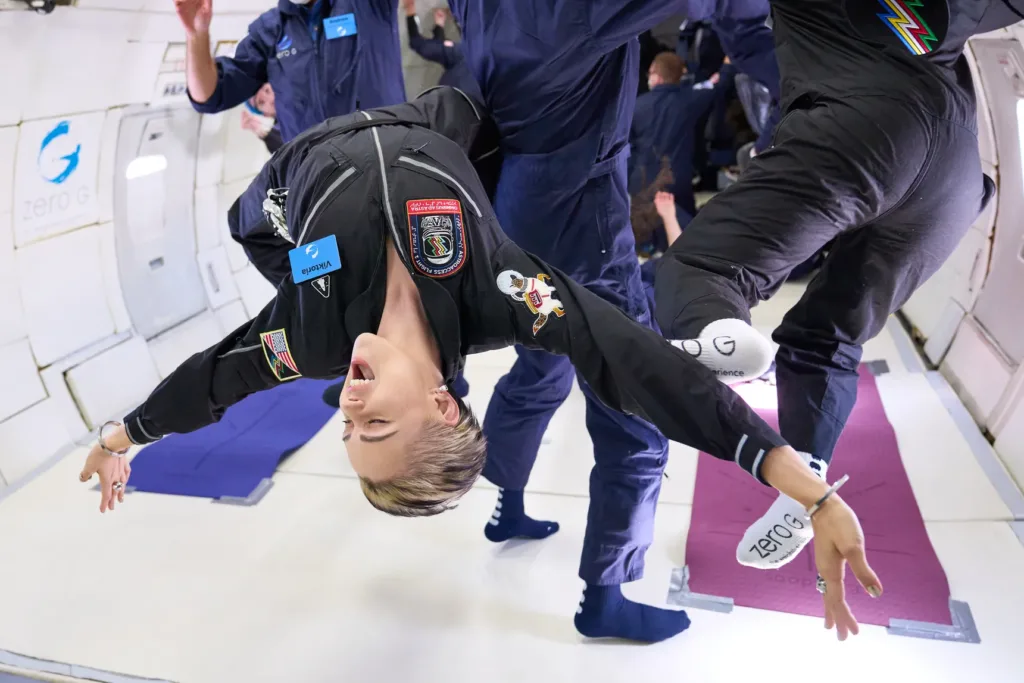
left=98, top=420, right=130, bottom=457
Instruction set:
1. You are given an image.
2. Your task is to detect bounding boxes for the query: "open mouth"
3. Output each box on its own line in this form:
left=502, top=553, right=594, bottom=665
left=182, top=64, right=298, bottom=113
left=349, top=359, right=376, bottom=386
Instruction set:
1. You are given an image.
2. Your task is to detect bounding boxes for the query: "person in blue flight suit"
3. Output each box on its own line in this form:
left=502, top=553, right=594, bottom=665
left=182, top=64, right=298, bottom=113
left=629, top=51, right=718, bottom=252
left=173, top=0, right=405, bottom=144
left=402, top=0, right=482, bottom=101
left=447, top=0, right=713, bottom=644
left=677, top=18, right=725, bottom=82
left=656, top=0, right=1018, bottom=574
left=686, top=0, right=781, bottom=160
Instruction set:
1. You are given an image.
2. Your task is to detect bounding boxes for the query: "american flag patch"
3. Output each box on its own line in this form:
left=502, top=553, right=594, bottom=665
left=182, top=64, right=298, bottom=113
left=260, top=329, right=301, bottom=381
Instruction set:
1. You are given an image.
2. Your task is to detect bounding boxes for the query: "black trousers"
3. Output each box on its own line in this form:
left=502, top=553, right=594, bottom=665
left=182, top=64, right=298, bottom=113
left=655, top=94, right=994, bottom=462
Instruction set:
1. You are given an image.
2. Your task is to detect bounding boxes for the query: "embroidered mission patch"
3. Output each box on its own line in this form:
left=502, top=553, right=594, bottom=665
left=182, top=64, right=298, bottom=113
left=260, top=329, right=302, bottom=381
left=407, top=198, right=467, bottom=278
left=495, top=269, right=566, bottom=336
left=845, top=0, right=948, bottom=56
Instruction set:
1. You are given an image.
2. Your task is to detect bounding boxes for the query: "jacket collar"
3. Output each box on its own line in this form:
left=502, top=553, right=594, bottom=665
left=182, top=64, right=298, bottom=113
left=277, top=0, right=329, bottom=18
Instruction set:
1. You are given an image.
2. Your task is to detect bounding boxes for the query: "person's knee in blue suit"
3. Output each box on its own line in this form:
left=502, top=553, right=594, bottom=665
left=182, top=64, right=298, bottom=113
left=450, top=0, right=694, bottom=643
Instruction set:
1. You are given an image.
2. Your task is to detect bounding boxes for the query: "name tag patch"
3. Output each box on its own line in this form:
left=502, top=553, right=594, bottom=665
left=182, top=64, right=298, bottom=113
left=496, top=270, right=565, bottom=336
left=260, top=329, right=302, bottom=382
left=324, top=13, right=357, bottom=39
left=845, top=0, right=947, bottom=56
left=289, top=235, right=341, bottom=284
left=407, top=198, right=467, bottom=278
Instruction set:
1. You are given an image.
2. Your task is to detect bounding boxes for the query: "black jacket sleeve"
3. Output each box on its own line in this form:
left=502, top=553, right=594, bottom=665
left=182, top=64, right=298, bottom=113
left=122, top=276, right=346, bottom=446
left=491, top=239, right=787, bottom=485
left=264, top=125, right=285, bottom=154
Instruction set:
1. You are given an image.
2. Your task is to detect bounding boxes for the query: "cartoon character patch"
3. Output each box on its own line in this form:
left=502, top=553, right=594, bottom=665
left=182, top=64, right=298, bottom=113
left=496, top=270, right=566, bottom=335
left=845, top=0, right=947, bottom=56
left=260, top=329, right=301, bottom=381
left=407, top=198, right=467, bottom=278
left=263, top=188, right=293, bottom=243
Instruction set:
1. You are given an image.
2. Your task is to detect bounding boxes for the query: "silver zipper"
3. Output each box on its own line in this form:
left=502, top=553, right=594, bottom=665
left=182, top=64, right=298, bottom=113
left=363, top=112, right=409, bottom=262
left=396, top=155, right=483, bottom=218
left=297, top=167, right=357, bottom=246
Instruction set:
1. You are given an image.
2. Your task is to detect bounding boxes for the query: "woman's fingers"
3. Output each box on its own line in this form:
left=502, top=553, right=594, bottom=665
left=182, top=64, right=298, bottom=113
left=843, top=543, right=883, bottom=598
left=99, top=470, right=112, bottom=513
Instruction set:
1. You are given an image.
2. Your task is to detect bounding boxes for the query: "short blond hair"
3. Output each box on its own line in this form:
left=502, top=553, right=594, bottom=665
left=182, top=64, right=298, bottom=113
left=359, top=398, right=486, bottom=517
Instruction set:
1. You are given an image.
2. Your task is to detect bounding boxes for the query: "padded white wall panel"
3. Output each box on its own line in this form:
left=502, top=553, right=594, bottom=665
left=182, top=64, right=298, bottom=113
left=38, top=366, right=90, bottom=441
left=940, top=318, right=1014, bottom=427
left=967, top=40, right=998, bottom=168
left=198, top=246, right=242, bottom=310
left=0, top=14, right=31, bottom=127
left=194, top=186, right=222, bottom=252
left=215, top=300, right=250, bottom=335
left=98, top=222, right=134, bottom=334
left=993, top=394, right=1024, bottom=490
left=0, top=339, right=47, bottom=423
left=234, top=265, right=276, bottom=318
left=0, top=126, right=18, bottom=214
left=196, top=113, right=227, bottom=189
left=219, top=178, right=254, bottom=271
left=147, top=312, right=224, bottom=379
left=0, top=399, right=73, bottom=488
left=221, top=110, right=272, bottom=184
left=75, top=0, right=148, bottom=10
left=97, top=108, right=125, bottom=226
left=65, top=336, right=160, bottom=429
left=17, top=226, right=117, bottom=367
left=0, top=212, right=27, bottom=346
left=19, top=28, right=163, bottom=121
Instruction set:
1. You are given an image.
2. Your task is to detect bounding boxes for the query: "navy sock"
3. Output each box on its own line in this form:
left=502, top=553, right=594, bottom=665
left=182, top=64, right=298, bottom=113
left=483, top=488, right=559, bottom=542
left=574, top=584, right=691, bottom=643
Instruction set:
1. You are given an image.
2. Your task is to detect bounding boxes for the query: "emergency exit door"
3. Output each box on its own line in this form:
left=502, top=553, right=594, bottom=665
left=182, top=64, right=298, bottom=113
left=113, top=105, right=206, bottom=340
left=969, top=39, right=1024, bottom=366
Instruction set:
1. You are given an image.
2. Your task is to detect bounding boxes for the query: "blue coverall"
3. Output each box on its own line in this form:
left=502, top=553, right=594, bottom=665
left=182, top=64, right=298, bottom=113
left=630, top=80, right=717, bottom=229
left=189, top=0, right=405, bottom=143
left=449, top=0, right=692, bottom=586
left=690, top=0, right=781, bottom=154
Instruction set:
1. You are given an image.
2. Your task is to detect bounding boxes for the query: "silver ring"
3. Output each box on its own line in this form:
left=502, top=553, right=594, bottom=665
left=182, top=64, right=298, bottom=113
left=113, top=482, right=124, bottom=491
left=816, top=575, right=827, bottom=595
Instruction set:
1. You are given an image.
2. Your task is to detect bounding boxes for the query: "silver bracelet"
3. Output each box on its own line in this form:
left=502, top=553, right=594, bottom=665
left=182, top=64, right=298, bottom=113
left=805, top=474, right=850, bottom=519
left=98, top=421, right=130, bottom=456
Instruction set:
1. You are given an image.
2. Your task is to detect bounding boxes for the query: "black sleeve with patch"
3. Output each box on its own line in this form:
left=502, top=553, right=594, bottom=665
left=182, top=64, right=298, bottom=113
left=489, top=240, right=788, bottom=485
left=122, top=279, right=345, bottom=446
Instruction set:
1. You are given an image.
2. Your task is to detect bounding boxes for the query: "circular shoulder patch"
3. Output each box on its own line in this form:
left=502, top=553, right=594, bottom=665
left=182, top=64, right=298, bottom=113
left=844, top=0, right=949, bottom=56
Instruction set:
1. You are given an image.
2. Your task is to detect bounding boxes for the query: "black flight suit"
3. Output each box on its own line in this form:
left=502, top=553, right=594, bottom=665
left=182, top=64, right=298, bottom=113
left=121, top=88, right=788, bottom=583
left=656, top=0, right=1017, bottom=464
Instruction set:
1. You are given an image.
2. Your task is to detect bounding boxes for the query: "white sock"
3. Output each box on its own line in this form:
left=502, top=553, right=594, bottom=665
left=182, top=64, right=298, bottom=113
left=736, top=452, right=828, bottom=569
left=670, top=318, right=773, bottom=385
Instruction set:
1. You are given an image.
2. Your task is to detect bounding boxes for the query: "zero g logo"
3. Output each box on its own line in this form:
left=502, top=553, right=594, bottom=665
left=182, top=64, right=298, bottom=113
left=276, top=34, right=297, bottom=59
left=305, top=243, right=319, bottom=259
left=38, top=121, right=80, bottom=185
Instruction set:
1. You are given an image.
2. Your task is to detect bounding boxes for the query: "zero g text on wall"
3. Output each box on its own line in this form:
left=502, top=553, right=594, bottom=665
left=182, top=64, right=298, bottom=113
left=14, top=111, right=105, bottom=247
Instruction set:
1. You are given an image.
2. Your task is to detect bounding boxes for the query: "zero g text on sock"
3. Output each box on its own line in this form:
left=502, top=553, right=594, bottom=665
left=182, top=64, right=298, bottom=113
left=748, top=513, right=807, bottom=562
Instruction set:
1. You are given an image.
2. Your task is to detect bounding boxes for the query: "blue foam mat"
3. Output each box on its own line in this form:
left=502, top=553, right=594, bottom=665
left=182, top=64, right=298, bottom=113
left=126, top=379, right=337, bottom=500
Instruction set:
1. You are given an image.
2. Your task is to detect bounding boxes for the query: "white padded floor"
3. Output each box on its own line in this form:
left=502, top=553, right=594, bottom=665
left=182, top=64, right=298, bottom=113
left=1, top=284, right=1023, bottom=683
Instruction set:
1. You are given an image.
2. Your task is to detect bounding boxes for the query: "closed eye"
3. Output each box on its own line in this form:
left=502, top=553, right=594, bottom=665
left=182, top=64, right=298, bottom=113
left=342, top=419, right=392, bottom=442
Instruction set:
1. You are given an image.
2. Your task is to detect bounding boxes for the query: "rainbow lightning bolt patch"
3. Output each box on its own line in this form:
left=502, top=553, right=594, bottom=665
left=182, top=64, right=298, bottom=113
left=876, top=0, right=939, bottom=55
left=406, top=198, right=467, bottom=279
